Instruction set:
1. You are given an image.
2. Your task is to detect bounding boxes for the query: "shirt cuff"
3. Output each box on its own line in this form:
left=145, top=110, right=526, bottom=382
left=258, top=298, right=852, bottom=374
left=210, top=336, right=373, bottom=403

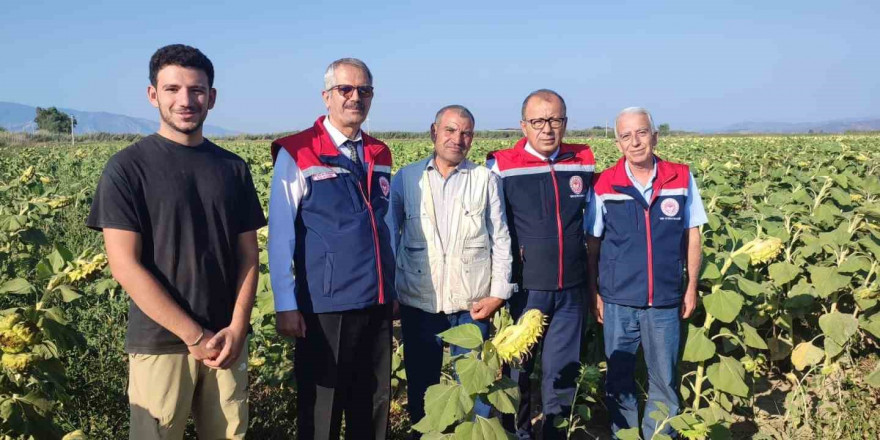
left=272, top=290, right=299, bottom=312
left=489, top=282, right=515, bottom=300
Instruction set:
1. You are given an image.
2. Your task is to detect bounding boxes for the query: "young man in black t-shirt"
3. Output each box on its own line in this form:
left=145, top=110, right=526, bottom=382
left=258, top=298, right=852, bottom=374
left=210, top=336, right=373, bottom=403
left=86, top=44, right=265, bottom=440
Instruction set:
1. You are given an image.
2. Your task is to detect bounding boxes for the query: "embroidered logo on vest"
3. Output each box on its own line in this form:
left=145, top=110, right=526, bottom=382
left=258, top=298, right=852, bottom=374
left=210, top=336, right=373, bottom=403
left=661, top=198, right=680, bottom=217
left=313, top=172, right=338, bottom=181
left=569, top=176, right=584, bottom=195
left=379, top=176, right=391, bottom=197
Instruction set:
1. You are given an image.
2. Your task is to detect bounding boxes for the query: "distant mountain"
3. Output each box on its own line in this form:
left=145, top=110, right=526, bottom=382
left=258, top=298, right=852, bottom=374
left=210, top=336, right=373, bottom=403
left=0, top=101, right=237, bottom=136
left=715, top=118, right=880, bottom=134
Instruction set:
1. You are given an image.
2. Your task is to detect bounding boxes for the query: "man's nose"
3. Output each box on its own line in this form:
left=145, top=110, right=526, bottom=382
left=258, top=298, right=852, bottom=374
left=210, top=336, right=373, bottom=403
left=180, top=90, right=195, bottom=107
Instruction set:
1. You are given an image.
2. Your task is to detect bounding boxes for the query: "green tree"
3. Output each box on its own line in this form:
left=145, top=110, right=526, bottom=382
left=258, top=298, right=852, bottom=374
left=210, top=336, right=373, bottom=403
left=34, top=107, right=76, bottom=134
left=658, top=123, right=670, bottom=136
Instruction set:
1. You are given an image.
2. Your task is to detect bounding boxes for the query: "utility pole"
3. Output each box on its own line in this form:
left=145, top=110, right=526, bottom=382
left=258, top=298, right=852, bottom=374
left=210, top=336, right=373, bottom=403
left=605, top=120, right=608, bottom=138
left=70, top=115, right=77, bottom=146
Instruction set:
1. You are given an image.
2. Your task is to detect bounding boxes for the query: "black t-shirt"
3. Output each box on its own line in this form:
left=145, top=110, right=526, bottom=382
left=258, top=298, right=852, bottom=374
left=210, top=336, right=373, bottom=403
left=86, top=134, right=267, bottom=354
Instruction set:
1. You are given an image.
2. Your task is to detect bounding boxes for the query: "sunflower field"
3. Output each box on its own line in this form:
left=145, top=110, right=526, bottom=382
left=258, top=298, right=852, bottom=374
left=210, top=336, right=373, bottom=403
left=0, top=133, right=877, bottom=439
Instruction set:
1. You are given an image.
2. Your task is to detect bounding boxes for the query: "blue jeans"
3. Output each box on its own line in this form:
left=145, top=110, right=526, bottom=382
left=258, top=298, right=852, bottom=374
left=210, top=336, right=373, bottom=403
left=400, top=304, right=491, bottom=426
left=502, top=286, right=585, bottom=440
left=603, top=302, right=681, bottom=439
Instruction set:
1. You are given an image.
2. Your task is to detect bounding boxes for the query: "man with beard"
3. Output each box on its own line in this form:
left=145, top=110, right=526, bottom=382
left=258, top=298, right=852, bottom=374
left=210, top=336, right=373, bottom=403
left=268, top=58, right=396, bottom=439
left=487, top=89, right=596, bottom=439
left=87, top=44, right=266, bottom=439
left=390, top=105, right=513, bottom=429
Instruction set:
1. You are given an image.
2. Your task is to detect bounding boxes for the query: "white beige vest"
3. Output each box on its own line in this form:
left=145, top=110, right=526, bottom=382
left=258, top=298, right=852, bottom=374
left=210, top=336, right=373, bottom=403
left=395, top=158, right=493, bottom=314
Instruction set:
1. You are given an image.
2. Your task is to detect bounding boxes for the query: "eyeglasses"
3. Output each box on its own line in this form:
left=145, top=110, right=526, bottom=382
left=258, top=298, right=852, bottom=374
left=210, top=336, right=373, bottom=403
left=327, top=84, right=374, bottom=98
left=525, top=117, right=567, bottom=130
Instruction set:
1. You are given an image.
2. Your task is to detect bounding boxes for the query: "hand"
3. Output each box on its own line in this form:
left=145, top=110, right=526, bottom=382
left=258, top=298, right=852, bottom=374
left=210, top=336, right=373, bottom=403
left=203, top=325, right=248, bottom=369
left=392, top=300, right=401, bottom=321
left=470, top=297, right=505, bottom=321
left=593, top=293, right=604, bottom=325
left=681, top=286, right=697, bottom=319
left=187, top=329, right=220, bottom=362
left=276, top=310, right=307, bottom=339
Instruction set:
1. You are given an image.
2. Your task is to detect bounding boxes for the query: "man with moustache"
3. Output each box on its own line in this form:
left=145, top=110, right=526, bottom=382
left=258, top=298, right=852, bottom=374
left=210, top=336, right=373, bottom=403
left=87, top=44, right=265, bottom=439
left=268, top=58, right=396, bottom=439
left=487, top=90, right=596, bottom=439
left=390, top=105, right=513, bottom=428
left=586, top=107, right=707, bottom=439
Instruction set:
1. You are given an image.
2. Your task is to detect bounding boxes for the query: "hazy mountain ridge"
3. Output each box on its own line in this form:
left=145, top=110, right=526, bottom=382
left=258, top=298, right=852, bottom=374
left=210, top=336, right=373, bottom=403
left=0, top=101, right=237, bottom=136
left=716, top=117, right=880, bottom=134
left=4, top=101, right=879, bottom=135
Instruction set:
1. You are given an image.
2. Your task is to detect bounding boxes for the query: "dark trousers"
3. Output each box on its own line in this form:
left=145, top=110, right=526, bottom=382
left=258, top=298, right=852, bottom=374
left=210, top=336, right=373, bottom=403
left=502, top=285, right=585, bottom=440
left=295, top=304, right=392, bottom=440
left=400, top=305, right=491, bottom=426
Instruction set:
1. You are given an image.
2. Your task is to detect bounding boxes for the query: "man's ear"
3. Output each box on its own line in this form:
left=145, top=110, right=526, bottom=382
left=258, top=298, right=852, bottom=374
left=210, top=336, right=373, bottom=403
left=147, top=85, right=159, bottom=108
left=520, top=119, right=528, bottom=138
left=322, top=90, right=331, bottom=110
left=208, top=88, right=217, bottom=110
left=430, top=123, right=437, bottom=143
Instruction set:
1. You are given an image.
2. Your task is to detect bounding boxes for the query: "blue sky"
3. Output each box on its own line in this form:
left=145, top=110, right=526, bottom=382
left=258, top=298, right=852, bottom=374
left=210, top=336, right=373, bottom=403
left=2, top=0, right=878, bottom=133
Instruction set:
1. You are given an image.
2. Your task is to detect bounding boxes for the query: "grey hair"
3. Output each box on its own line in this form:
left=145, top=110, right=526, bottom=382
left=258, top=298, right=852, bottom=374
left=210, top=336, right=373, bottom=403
left=521, top=89, right=567, bottom=120
left=323, top=58, right=373, bottom=90
left=433, top=104, right=475, bottom=127
left=614, top=107, right=657, bottom=139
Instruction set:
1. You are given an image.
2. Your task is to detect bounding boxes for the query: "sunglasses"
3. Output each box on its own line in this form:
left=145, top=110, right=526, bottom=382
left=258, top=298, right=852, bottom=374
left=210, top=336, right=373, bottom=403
left=327, top=84, right=374, bottom=98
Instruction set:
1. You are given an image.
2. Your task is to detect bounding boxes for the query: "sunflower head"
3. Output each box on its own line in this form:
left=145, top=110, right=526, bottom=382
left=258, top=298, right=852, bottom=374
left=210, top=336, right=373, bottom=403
left=2, top=353, right=38, bottom=372
left=736, top=236, right=784, bottom=265
left=492, top=309, right=546, bottom=364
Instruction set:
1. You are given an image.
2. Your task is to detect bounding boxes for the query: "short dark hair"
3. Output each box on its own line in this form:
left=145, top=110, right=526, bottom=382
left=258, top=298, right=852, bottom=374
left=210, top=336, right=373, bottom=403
left=434, top=104, right=475, bottom=127
left=149, top=44, right=215, bottom=87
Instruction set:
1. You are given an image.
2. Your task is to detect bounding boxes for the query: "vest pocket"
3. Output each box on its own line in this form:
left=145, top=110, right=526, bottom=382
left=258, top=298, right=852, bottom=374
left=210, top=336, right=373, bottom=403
left=460, top=203, right=486, bottom=237
left=396, top=245, right=434, bottom=304
left=323, top=252, right=335, bottom=297
left=459, top=257, right=491, bottom=304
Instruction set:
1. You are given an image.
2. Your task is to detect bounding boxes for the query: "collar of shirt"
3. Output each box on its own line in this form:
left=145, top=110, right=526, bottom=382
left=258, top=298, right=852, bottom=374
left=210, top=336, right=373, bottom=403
left=322, top=116, right=363, bottom=149
left=425, top=155, right=472, bottom=176
left=524, top=141, right=559, bottom=161
left=624, top=157, right=658, bottom=199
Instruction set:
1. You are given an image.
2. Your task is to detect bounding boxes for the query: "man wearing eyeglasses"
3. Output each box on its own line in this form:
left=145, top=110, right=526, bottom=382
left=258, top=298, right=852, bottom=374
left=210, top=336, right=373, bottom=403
left=487, top=89, right=595, bottom=439
left=585, top=107, right=707, bottom=439
left=268, top=58, right=396, bottom=440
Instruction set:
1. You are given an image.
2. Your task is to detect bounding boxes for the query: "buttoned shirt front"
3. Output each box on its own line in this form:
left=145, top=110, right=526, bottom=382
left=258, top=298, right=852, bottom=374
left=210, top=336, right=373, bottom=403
left=425, top=158, right=468, bottom=250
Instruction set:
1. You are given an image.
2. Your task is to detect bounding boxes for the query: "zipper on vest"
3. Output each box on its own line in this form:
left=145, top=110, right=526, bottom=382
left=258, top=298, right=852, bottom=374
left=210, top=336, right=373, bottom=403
left=644, top=208, right=654, bottom=306
left=356, top=180, right=385, bottom=304
left=548, top=165, right=564, bottom=290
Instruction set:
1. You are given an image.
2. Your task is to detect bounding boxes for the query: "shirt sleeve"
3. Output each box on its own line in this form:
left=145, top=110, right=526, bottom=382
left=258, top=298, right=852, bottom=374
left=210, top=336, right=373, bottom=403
left=236, top=165, right=268, bottom=233
left=268, top=149, right=307, bottom=312
left=389, top=170, right=406, bottom=256
left=584, top=187, right=605, bottom=238
left=86, top=155, right=140, bottom=232
left=486, top=172, right=515, bottom=300
left=685, top=171, right=708, bottom=228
